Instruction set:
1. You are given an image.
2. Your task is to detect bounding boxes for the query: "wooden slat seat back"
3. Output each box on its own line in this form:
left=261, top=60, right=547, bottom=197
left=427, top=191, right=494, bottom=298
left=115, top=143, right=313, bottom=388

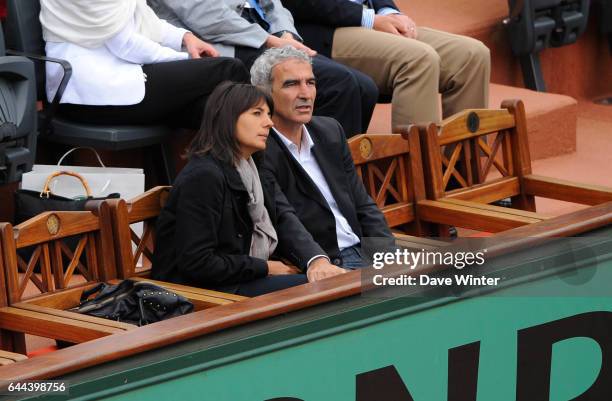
left=415, top=99, right=552, bottom=233
left=0, top=207, right=115, bottom=306
left=0, top=236, right=15, bottom=352
left=419, top=99, right=533, bottom=207
left=347, top=130, right=427, bottom=234
left=417, top=99, right=612, bottom=233
left=107, top=188, right=247, bottom=310
left=0, top=204, right=134, bottom=353
left=108, top=186, right=170, bottom=279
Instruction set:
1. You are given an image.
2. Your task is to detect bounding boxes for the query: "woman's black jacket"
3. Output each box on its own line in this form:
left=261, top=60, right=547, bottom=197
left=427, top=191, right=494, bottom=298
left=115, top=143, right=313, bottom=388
left=152, top=154, right=325, bottom=292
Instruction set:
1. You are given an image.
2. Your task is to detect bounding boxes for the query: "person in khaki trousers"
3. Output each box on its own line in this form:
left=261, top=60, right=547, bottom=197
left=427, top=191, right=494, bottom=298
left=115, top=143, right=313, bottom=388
left=283, top=0, right=491, bottom=129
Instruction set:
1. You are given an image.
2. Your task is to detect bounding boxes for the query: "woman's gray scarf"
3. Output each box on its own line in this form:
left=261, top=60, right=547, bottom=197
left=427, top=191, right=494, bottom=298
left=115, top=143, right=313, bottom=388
left=235, top=157, right=278, bottom=260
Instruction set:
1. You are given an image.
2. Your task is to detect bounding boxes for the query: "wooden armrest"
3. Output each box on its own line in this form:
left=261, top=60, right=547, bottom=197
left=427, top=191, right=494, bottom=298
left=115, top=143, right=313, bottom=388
left=417, top=199, right=543, bottom=233
left=108, top=278, right=247, bottom=311
left=392, top=233, right=449, bottom=249
left=0, top=350, right=27, bottom=366
left=13, top=303, right=135, bottom=331
left=439, top=198, right=550, bottom=220
left=445, top=177, right=521, bottom=204
left=524, top=175, right=612, bottom=205
left=0, top=306, right=129, bottom=343
left=381, top=202, right=415, bottom=228
left=20, top=284, right=103, bottom=310
left=129, top=277, right=247, bottom=302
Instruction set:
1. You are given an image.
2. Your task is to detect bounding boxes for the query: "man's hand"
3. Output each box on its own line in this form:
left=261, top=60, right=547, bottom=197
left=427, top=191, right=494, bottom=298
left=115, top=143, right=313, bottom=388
left=306, top=258, right=348, bottom=282
left=373, top=14, right=403, bottom=35
left=265, top=34, right=317, bottom=57
left=373, top=14, right=418, bottom=39
left=390, top=14, right=418, bottom=39
left=183, top=32, right=220, bottom=58
left=267, top=260, right=301, bottom=275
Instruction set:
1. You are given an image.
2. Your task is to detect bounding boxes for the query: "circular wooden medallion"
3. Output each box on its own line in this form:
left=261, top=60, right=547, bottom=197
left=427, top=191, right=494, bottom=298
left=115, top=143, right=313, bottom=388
left=467, top=112, right=480, bottom=133
left=46, top=214, right=60, bottom=236
left=359, top=138, right=373, bottom=159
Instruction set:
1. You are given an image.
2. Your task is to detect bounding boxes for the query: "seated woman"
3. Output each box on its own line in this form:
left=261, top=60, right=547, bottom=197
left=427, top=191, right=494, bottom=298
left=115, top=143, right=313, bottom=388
left=152, top=82, right=345, bottom=296
left=40, top=0, right=248, bottom=129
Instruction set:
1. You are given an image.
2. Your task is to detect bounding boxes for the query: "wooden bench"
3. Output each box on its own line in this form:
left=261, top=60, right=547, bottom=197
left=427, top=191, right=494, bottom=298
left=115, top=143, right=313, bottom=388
left=105, top=187, right=247, bottom=310
left=347, top=128, right=536, bottom=239
left=415, top=99, right=612, bottom=234
left=0, top=197, right=245, bottom=355
left=0, top=205, right=136, bottom=354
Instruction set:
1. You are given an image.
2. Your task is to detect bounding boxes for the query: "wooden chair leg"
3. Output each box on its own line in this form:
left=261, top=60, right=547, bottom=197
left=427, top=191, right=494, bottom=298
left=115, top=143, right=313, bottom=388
left=1, top=329, right=26, bottom=355
left=511, top=194, right=536, bottom=212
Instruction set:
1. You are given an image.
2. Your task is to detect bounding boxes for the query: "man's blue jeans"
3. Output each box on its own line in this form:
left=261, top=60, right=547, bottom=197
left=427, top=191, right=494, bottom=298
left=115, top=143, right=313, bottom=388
left=338, top=245, right=367, bottom=270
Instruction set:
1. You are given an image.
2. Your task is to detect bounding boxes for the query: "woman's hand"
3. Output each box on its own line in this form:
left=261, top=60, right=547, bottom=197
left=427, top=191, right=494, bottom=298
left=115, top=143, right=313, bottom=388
left=183, top=32, right=219, bottom=58
left=267, top=260, right=301, bottom=275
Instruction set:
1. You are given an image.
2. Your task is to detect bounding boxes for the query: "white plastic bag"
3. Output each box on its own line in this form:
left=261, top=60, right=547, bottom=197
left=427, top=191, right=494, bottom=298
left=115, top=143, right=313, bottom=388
left=21, top=147, right=144, bottom=200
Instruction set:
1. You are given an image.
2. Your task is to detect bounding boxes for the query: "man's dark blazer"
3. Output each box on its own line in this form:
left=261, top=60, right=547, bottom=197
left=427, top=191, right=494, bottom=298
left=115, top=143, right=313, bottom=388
left=152, top=154, right=324, bottom=293
left=262, top=116, right=392, bottom=261
left=282, top=0, right=399, bottom=58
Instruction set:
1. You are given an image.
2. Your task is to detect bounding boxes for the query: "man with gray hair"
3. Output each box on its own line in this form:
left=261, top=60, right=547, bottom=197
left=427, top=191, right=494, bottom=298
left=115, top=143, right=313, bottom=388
left=254, top=47, right=393, bottom=269
left=147, top=0, right=378, bottom=137
left=249, top=46, right=310, bottom=91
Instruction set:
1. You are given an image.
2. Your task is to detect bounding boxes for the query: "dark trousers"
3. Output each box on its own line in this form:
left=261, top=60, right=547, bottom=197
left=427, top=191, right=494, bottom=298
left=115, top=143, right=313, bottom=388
left=236, top=47, right=378, bottom=137
left=58, top=57, right=249, bottom=129
left=235, top=274, right=308, bottom=297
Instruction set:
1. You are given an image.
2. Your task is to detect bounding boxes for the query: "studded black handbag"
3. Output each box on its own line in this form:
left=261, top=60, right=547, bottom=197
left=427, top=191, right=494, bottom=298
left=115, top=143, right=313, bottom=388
left=72, top=279, right=194, bottom=326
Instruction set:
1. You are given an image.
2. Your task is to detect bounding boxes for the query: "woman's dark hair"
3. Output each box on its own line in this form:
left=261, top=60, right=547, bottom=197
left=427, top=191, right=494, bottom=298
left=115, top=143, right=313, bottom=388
left=186, top=81, right=274, bottom=163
